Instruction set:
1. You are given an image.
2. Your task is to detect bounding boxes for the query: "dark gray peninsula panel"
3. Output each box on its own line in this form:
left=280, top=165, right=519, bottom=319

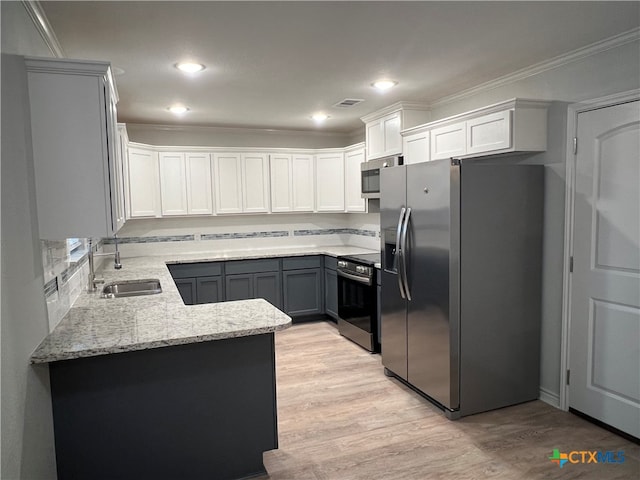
left=50, top=334, right=277, bottom=480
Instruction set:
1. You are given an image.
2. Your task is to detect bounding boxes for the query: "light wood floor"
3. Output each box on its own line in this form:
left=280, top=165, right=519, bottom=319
left=259, top=321, right=639, bottom=480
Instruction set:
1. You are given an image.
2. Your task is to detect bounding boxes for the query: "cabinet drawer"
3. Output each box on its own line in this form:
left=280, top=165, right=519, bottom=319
left=167, top=262, right=222, bottom=279
left=282, top=256, right=322, bottom=270
left=324, top=256, right=338, bottom=271
left=225, top=258, right=280, bottom=274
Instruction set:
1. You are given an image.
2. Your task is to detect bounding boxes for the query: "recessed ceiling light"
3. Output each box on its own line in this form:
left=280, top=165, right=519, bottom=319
left=175, top=62, right=206, bottom=73
left=372, top=79, right=398, bottom=91
left=312, top=112, right=329, bottom=123
left=168, top=105, right=190, bottom=115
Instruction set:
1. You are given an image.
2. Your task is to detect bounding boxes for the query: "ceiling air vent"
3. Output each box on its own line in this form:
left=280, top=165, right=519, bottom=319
left=332, top=98, right=365, bottom=108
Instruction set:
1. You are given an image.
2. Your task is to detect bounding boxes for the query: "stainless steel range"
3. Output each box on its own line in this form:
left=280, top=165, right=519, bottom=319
left=336, top=253, right=380, bottom=353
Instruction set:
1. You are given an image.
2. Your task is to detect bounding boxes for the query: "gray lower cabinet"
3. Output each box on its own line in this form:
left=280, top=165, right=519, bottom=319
left=174, top=278, right=197, bottom=305
left=282, top=256, right=324, bottom=319
left=255, top=272, right=282, bottom=309
left=324, top=268, right=338, bottom=321
left=196, top=276, right=224, bottom=304
left=225, top=274, right=253, bottom=301
left=168, top=256, right=333, bottom=318
left=225, top=259, right=282, bottom=309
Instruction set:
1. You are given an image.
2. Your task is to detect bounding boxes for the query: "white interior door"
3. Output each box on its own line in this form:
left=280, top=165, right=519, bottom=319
left=569, top=100, right=640, bottom=438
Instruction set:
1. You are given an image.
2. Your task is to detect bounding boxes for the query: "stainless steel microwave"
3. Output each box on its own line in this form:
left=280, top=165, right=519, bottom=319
left=361, top=156, right=401, bottom=199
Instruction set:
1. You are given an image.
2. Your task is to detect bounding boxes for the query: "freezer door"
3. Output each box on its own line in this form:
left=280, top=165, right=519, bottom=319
left=405, top=160, right=460, bottom=411
left=380, top=166, right=408, bottom=379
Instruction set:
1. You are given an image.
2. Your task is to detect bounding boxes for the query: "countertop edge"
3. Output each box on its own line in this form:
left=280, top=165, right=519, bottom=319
left=31, top=318, right=292, bottom=364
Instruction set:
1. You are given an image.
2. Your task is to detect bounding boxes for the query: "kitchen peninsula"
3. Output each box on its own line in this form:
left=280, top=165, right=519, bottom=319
left=31, top=252, right=298, bottom=480
left=31, top=246, right=376, bottom=480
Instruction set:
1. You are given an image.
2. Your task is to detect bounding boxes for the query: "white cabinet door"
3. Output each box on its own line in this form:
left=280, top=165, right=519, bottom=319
left=316, top=153, right=345, bottom=212
left=344, top=148, right=366, bottom=212
left=403, top=130, right=430, bottom=165
left=114, top=124, right=129, bottom=229
left=430, top=122, right=466, bottom=160
left=466, top=110, right=512, bottom=155
left=366, top=119, right=383, bottom=160
left=213, top=153, right=243, bottom=214
left=292, top=154, right=315, bottom=212
left=382, top=112, right=402, bottom=156
left=159, top=152, right=188, bottom=216
left=366, top=112, right=403, bottom=160
left=242, top=153, right=270, bottom=213
left=270, top=154, right=293, bottom=212
left=26, top=58, right=120, bottom=238
left=128, top=147, right=160, bottom=218
left=186, top=153, right=213, bottom=215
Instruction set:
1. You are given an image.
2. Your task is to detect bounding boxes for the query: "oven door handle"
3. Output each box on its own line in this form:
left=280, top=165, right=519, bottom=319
left=396, top=207, right=407, bottom=299
left=337, top=270, right=373, bottom=286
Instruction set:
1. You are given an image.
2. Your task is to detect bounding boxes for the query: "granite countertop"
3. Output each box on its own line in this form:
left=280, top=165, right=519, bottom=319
left=31, top=245, right=378, bottom=364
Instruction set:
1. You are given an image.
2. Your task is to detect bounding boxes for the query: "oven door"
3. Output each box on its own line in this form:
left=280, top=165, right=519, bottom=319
left=337, top=270, right=377, bottom=351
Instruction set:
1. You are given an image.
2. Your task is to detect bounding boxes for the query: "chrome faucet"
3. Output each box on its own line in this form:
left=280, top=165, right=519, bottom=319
left=87, top=236, right=122, bottom=292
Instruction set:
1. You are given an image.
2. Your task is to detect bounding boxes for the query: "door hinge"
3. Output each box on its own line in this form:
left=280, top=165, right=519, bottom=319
left=573, top=137, right=578, bottom=155
left=569, top=256, right=574, bottom=273
left=566, top=369, right=571, bottom=385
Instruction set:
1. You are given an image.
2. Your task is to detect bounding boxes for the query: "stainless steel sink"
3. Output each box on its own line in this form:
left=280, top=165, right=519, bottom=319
left=101, top=279, right=162, bottom=298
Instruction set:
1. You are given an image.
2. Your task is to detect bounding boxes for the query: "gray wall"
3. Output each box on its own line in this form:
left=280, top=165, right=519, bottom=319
left=1, top=3, right=58, bottom=479
left=429, top=40, right=640, bottom=404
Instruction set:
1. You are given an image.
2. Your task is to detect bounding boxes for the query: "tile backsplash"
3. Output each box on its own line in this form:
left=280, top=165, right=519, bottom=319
left=41, top=213, right=381, bottom=331
left=41, top=238, right=104, bottom=332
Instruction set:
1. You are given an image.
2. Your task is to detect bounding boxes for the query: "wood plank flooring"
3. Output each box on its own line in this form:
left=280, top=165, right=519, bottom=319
left=259, top=321, right=639, bottom=480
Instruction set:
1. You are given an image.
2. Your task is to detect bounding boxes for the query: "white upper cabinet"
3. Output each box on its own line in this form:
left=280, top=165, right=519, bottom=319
left=127, top=146, right=160, bottom=218
left=404, top=99, right=549, bottom=163
left=241, top=153, right=270, bottom=213
left=213, top=153, right=243, bottom=214
left=269, top=153, right=315, bottom=213
left=466, top=110, right=511, bottom=155
left=186, top=153, right=213, bottom=215
left=291, top=154, right=315, bottom=212
left=430, top=122, right=467, bottom=160
left=316, top=152, right=345, bottom=212
left=362, top=103, right=431, bottom=161
left=365, top=112, right=401, bottom=159
left=25, top=57, right=121, bottom=239
left=213, top=152, right=269, bottom=214
left=159, top=152, right=189, bottom=216
left=365, top=118, right=385, bottom=159
left=382, top=113, right=402, bottom=155
left=344, top=145, right=366, bottom=212
left=402, top=130, right=430, bottom=165
left=270, top=154, right=293, bottom=213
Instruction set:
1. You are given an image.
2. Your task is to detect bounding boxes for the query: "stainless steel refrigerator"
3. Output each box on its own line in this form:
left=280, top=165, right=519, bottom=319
left=380, top=158, right=543, bottom=419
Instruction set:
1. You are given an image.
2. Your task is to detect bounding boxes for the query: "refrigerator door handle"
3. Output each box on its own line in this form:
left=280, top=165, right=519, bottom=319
left=395, top=207, right=407, bottom=299
left=401, top=207, right=412, bottom=301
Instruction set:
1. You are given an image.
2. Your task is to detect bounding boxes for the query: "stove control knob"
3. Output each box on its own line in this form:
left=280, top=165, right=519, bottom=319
left=338, top=261, right=347, bottom=268
left=356, top=265, right=366, bottom=274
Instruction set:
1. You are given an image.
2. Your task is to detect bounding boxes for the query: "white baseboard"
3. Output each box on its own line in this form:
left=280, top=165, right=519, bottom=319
left=539, top=387, right=560, bottom=408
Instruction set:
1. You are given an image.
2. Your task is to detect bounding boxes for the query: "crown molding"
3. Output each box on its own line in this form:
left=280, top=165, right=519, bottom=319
left=127, top=141, right=352, bottom=155
left=431, top=27, right=640, bottom=108
left=22, top=1, right=65, bottom=58
left=125, top=122, right=352, bottom=138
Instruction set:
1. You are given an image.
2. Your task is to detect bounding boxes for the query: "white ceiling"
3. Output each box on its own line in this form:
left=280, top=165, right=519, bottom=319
left=41, top=1, right=640, bottom=133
